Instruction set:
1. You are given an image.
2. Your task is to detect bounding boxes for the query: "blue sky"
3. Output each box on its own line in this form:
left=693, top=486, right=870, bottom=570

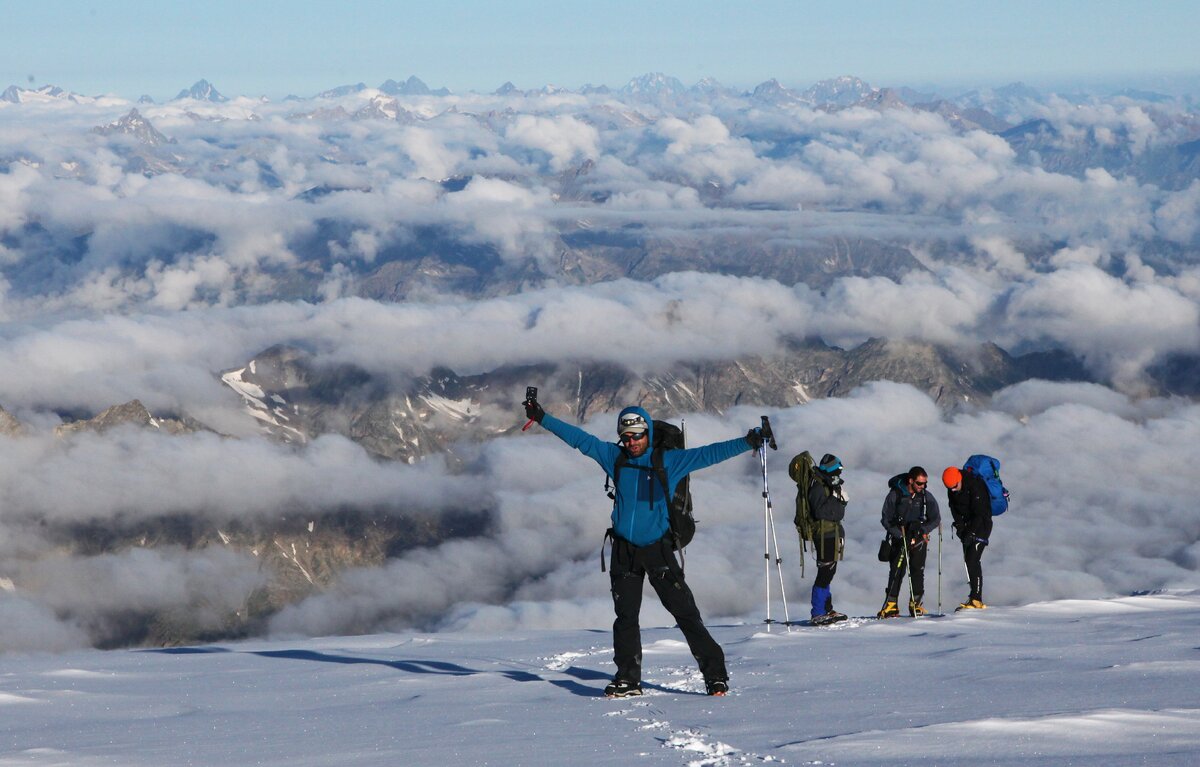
left=4, top=1, right=1199, bottom=99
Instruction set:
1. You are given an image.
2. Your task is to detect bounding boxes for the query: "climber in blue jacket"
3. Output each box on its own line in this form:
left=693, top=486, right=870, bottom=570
left=523, top=397, right=763, bottom=698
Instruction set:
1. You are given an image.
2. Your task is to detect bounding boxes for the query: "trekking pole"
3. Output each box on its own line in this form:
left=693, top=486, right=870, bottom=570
left=901, top=524, right=919, bottom=617
left=762, top=456, right=771, bottom=628
left=756, top=417, right=790, bottom=631
left=937, top=523, right=943, bottom=616
left=766, top=469, right=791, bottom=629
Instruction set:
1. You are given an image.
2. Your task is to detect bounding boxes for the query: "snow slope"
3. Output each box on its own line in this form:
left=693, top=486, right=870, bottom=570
left=3, top=592, right=1199, bottom=766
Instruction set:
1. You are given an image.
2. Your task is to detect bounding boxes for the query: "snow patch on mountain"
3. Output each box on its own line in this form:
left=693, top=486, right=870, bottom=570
left=419, top=393, right=476, bottom=421
left=221, top=366, right=305, bottom=441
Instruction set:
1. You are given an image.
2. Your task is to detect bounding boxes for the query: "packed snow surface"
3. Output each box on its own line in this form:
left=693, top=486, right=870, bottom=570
left=3, top=591, right=1198, bottom=765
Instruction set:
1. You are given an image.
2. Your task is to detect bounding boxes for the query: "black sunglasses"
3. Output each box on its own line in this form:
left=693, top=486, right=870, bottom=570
left=620, top=432, right=648, bottom=444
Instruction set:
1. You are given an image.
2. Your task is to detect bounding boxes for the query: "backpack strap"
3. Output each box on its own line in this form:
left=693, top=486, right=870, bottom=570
left=649, top=449, right=671, bottom=500
left=610, top=450, right=671, bottom=502
left=606, top=453, right=627, bottom=500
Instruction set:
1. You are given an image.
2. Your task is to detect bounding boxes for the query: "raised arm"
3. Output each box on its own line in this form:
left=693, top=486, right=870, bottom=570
left=661, top=432, right=757, bottom=492
left=538, top=412, right=622, bottom=475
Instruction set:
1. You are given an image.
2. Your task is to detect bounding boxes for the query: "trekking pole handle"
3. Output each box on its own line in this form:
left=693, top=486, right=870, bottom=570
left=760, top=416, right=777, bottom=450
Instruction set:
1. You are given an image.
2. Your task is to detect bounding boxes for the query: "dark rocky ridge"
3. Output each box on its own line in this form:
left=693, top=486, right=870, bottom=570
left=215, top=337, right=1091, bottom=463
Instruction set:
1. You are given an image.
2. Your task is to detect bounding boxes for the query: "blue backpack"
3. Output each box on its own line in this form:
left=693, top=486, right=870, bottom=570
left=963, top=454, right=1010, bottom=516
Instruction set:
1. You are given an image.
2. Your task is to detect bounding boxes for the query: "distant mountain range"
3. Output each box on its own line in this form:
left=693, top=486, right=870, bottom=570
left=9, top=336, right=1090, bottom=463
left=8, top=74, right=1199, bottom=338
left=4, top=73, right=1190, bottom=120
left=212, top=339, right=1095, bottom=463
left=2, top=83, right=102, bottom=104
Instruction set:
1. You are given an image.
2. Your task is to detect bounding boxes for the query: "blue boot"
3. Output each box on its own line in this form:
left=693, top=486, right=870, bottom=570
left=811, top=585, right=847, bottom=625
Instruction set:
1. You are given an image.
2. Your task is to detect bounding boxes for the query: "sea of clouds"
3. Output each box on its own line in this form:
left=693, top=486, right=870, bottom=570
left=1, top=82, right=1198, bottom=650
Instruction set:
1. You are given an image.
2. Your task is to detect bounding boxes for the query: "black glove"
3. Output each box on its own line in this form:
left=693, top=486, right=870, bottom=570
left=745, top=428, right=764, bottom=450
left=524, top=399, right=544, bottom=423
left=908, top=533, right=929, bottom=550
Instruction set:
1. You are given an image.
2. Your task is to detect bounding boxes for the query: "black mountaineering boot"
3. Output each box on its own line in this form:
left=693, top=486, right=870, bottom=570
left=811, top=610, right=848, bottom=626
left=604, top=679, right=643, bottom=698
left=705, top=679, right=729, bottom=696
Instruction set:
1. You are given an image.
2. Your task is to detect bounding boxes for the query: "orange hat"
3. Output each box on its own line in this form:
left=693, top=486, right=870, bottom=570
left=942, top=467, right=962, bottom=488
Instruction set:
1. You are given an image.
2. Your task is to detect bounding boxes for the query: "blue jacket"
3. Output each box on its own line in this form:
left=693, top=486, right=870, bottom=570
left=540, top=406, right=752, bottom=546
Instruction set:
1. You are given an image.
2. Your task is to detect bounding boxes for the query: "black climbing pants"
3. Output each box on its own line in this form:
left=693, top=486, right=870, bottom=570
left=962, top=538, right=987, bottom=601
left=811, top=528, right=842, bottom=589
left=609, top=535, right=726, bottom=685
left=885, top=535, right=929, bottom=602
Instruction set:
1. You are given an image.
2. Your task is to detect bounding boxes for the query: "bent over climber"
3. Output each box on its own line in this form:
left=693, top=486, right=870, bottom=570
left=942, top=466, right=993, bottom=611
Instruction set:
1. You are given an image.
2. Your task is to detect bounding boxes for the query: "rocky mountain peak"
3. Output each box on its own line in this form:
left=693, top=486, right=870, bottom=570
left=175, top=79, right=228, bottom=102
left=914, top=99, right=1012, bottom=133
left=56, top=400, right=152, bottom=436
left=0, top=405, right=25, bottom=436
left=353, top=95, right=406, bottom=121
left=621, top=72, right=686, bottom=97
left=55, top=400, right=200, bottom=437
left=92, top=108, right=174, bottom=146
left=751, top=78, right=806, bottom=105
left=316, top=83, right=367, bottom=99
left=379, top=76, right=449, bottom=96
left=852, top=87, right=909, bottom=111
left=219, top=345, right=345, bottom=445
left=692, top=77, right=724, bottom=90
left=803, top=75, right=877, bottom=107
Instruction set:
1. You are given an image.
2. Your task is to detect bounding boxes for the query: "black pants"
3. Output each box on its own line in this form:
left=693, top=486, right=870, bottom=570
left=609, top=536, right=726, bottom=685
left=811, top=528, right=842, bottom=589
left=885, top=536, right=928, bottom=602
left=814, top=559, right=837, bottom=590
left=962, top=538, right=987, bottom=601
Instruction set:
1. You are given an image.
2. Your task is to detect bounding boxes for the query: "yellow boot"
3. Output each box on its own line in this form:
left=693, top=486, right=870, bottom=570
left=909, top=598, right=928, bottom=617
left=876, top=600, right=900, bottom=619
left=955, top=598, right=987, bottom=611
